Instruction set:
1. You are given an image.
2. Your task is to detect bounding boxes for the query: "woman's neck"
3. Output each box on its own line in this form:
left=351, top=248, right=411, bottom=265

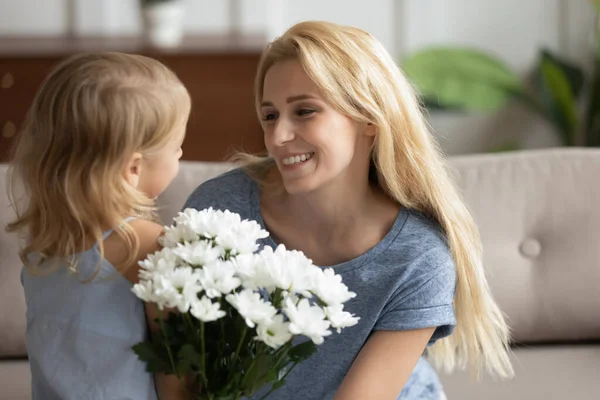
left=284, top=173, right=397, bottom=240
left=291, top=185, right=369, bottom=229
left=261, top=169, right=401, bottom=266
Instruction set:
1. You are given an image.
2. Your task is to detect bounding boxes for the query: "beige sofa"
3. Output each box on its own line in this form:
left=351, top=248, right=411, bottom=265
left=1, top=148, right=599, bottom=399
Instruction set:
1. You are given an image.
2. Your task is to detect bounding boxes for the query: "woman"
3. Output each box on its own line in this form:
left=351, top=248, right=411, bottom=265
left=183, top=21, right=513, bottom=399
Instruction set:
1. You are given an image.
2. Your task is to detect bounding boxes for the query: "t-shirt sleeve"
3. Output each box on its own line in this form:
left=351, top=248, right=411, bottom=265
left=373, top=238, right=457, bottom=345
left=182, top=178, right=221, bottom=211
left=181, top=169, right=252, bottom=215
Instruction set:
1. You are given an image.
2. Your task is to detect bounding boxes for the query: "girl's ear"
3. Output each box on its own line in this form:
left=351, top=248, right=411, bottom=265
left=124, top=152, right=143, bottom=188
left=364, top=122, right=377, bottom=137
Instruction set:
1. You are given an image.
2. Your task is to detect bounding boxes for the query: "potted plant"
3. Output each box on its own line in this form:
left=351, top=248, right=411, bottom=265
left=401, top=0, right=600, bottom=149
left=140, top=0, right=185, bottom=48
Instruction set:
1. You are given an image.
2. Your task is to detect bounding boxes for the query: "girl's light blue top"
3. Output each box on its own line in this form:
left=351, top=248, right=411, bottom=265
left=21, top=224, right=157, bottom=400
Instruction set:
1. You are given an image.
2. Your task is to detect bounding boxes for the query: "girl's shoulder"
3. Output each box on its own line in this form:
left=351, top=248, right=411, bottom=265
left=103, top=218, right=163, bottom=283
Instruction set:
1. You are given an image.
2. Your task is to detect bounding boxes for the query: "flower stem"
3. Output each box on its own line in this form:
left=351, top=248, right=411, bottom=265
left=158, top=308, right=178, bottom=378
left=200, top=322, right=207, bottom=375
left=227, top=325, right=248, bottom=382
left=233, top=325, right=248, bottom=363
left=184, top=313, right=197, bottom=340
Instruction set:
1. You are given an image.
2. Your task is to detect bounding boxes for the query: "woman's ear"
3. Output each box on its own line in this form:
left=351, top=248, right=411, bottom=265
left=124, top=152, right=143, bottom=188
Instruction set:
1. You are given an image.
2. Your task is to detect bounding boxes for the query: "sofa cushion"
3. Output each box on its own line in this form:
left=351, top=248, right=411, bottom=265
left=159, top=148, right=600, bottom=342
left=155, top=161, right=234, bottom=224
left=157, top=151, right=600, bottom=343
left=0, top=359, right=31, bottom=400
left=1, top=149, right=599, bottom=360
left=448, top=149, right=600, bottom=343
left=439, top=344, right=600, bottom=399
left=0, top=164, right=27, bottom=358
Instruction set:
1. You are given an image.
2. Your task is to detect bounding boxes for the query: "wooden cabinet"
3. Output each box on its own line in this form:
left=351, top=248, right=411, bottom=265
left=0, top=35, right=267, bottom=162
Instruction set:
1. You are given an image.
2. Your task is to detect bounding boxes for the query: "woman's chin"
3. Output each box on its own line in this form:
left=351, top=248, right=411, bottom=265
left=281, top=174, right=320, bottom=195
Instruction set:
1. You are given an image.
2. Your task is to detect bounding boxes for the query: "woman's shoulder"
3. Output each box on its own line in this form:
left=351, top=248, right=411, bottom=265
left=386, top=208, right=455, bottom=272
left=402, top=209, right=450, bottom=248
left=183, top=168, right=257, bottom=215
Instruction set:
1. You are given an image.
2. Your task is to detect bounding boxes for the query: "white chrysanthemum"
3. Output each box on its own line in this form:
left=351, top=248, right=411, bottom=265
left=134, top=207, right=360, bottom=352
left=137, top=247, right=179, bottom=280
left=256, top=245, right=318, bottom=296
left=197, top=260, right=242, bottom=298
left=190, top=296, right=226, bottom=322
left=174, top=208, right=237, bottom=239
left=282, top=291, right=300, bottom=306
left=255, top=314, right=293, bottom=349
left=171, top=240, right=223, bottom=268
left=310, top=268, right=357, bottom=306
left=283, top=297, right=331, bottom=345
left=167, top=208, right=225, bottom=242
left=232, top=253, right=263, bottom=290
left=168, top=208, right=268, bottom=256
left=324, top=304, right=360, bottom=333
left=132, top=279, right=158, bottom=304
left=226, top=289, right=277, bottom=328
left=160, top=223, right=199, bottom=247
left=152, top=267, right=201, bottom=312
left=233, top=219, right=270, bottom=250
left=216, top=221, right=269, bottom=256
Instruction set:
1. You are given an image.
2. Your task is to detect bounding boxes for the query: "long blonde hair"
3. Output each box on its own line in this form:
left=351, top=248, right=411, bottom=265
left=236, top=21, right=513, bottom=378
left=6, top=52, right=190, bottom=276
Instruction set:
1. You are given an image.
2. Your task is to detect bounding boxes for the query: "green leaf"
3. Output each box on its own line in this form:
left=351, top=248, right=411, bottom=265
left=402, top=47, right=524, bottom=111
left=271, top=379, right=287, bottom=391
left=177, top=344, right=204, bottom=374
left=241, top=353, right=274, bottom=394
left=591, top=0, right=600, bottom=14
left=288, top=340, right=317, bottom=362
left=491, top=141, right=522, bottom=153
left=533, top=49, right=585, bottom=98
left=536, top=54, right=578, bottom=145
left=531, top=49, right=585, bottom=140
left=531, top=49, right=584, bottom=146
left=585, top=59, right=600, bottom=146
left=132, top=342, right=169, bottom=373
left=420, top=97, right=464, bottom=111
left=271, top=344, right=291, bottom=371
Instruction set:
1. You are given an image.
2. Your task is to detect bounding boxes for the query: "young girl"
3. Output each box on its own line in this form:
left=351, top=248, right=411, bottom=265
left=7, top=52, right=191, bottom=399
left=183, top=21, right=514, bottom=399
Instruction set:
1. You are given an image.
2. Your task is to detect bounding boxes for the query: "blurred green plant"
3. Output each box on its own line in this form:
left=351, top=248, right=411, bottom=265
left=140, top=0, right=178, bottom=7
left=402, top=2, right=600, bottom=148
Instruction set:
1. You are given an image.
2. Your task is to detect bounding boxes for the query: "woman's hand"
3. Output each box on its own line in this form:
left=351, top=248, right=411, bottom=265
left=334, top=327, right=436, bottom=400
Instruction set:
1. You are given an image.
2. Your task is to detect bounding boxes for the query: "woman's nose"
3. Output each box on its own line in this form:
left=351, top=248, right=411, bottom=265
left=271, top=118, right=295, bottom=146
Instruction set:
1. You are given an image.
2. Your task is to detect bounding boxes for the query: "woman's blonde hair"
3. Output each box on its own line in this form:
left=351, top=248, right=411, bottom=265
left=235, top=21, right=513, bottom=378
left=6, top=52, right=190, bottom=277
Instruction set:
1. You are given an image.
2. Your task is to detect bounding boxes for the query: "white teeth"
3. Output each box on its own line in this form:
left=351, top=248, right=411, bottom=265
left=283, top=152, right=314, bottom=166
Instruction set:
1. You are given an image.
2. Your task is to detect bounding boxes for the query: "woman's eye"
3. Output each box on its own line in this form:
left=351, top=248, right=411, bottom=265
left=297, top=109, right=315, bottom=117
left=261, top=112, right=277, bottom=121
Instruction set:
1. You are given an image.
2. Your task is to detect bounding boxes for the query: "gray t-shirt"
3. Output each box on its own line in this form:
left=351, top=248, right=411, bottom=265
left=183, top=169, right=456, bottom=400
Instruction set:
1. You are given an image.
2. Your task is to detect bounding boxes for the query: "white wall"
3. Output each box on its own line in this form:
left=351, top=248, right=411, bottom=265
left=0, top=0, right=596, bottom=154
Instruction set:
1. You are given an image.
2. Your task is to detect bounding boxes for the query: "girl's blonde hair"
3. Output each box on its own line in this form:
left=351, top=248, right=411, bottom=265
left=235, top=21, right=513, bottom=378
left=6, top=52, right=191, bottom=277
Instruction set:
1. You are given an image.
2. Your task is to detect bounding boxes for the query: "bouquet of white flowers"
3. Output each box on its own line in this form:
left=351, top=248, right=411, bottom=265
left=131, top=208, right=359, bottom=400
